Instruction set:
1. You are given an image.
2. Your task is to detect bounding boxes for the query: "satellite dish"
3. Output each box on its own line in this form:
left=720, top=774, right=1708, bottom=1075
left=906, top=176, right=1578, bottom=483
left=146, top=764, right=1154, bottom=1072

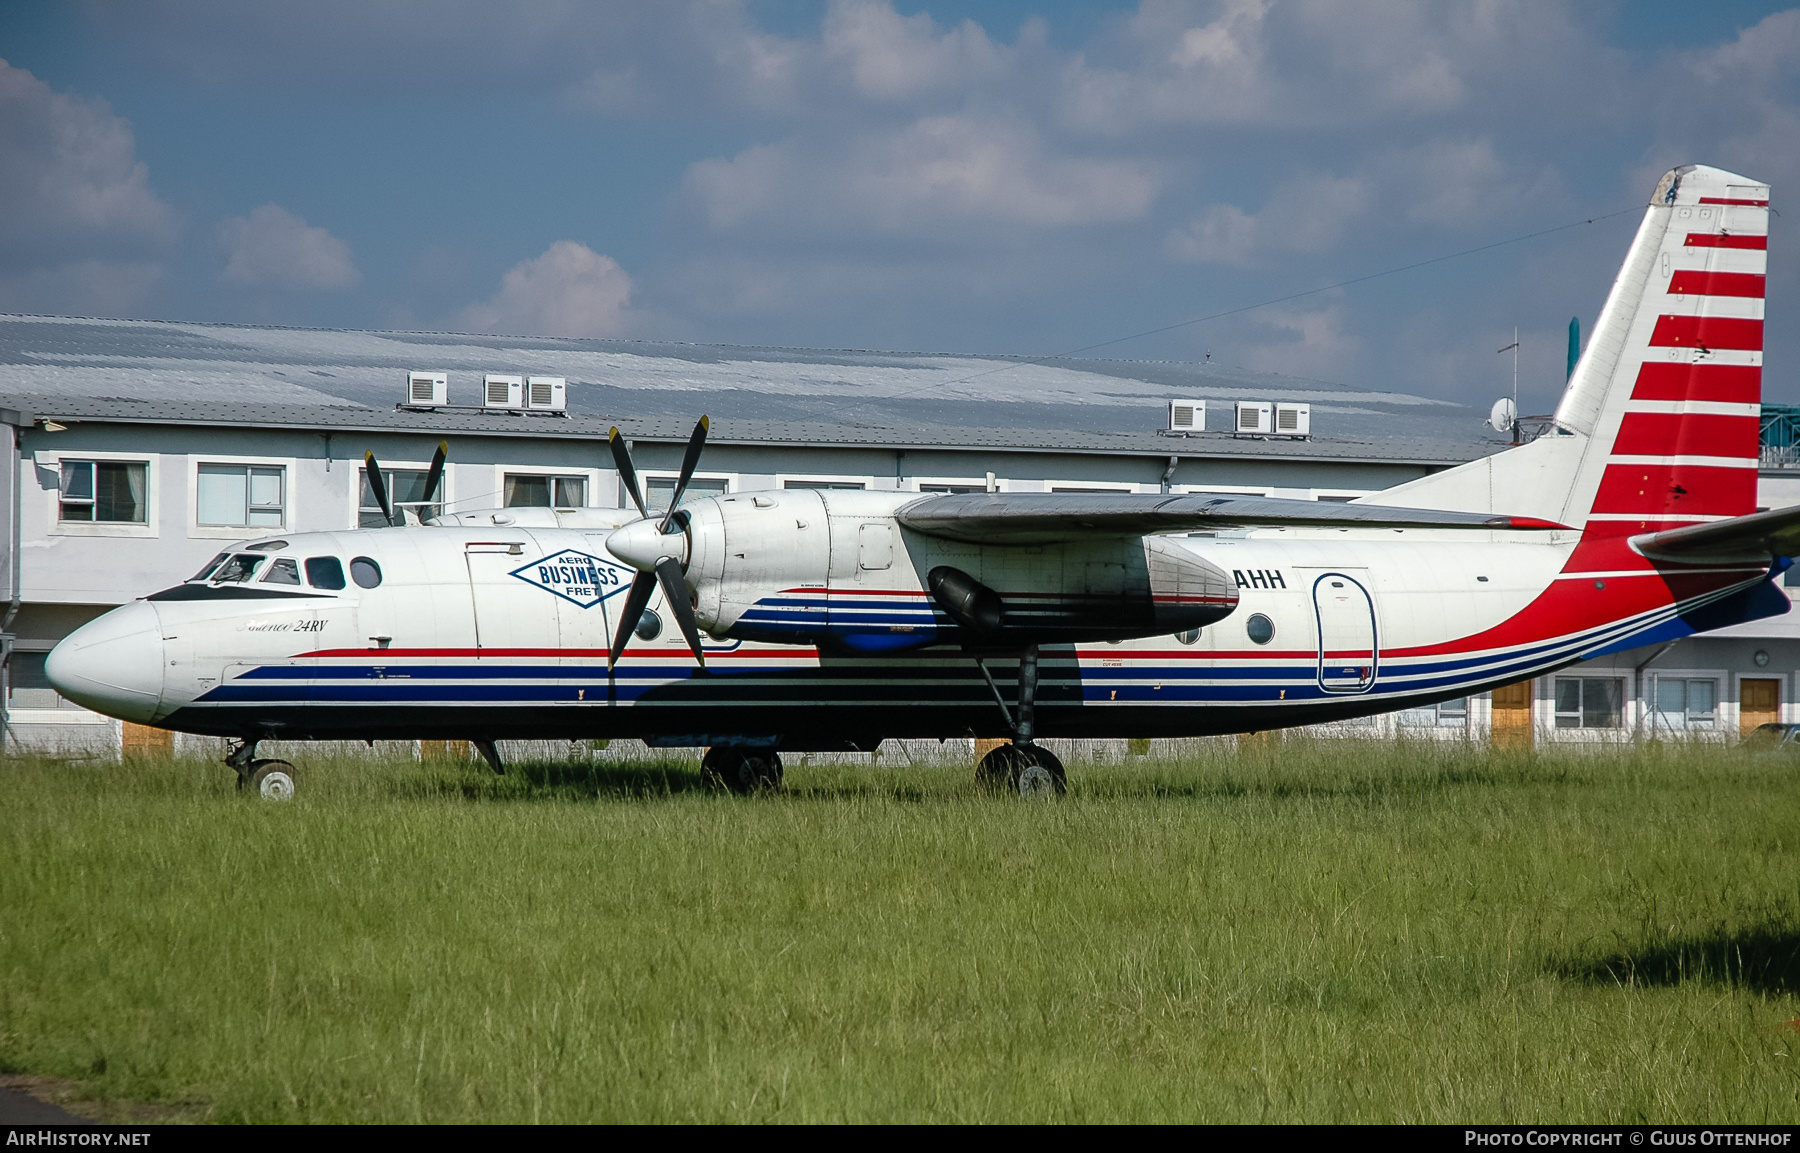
left=1488, top=396, right=1517, bottom=433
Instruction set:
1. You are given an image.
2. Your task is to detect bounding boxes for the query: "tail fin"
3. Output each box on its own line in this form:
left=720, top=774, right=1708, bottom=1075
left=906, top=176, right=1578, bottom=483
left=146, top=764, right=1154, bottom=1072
left=1375, top=164, right=1767, bottom=534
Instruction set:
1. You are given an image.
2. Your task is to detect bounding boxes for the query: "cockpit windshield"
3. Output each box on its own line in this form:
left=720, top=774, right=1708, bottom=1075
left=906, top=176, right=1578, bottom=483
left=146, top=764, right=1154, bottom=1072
left=210, top=554, right=265, bottom=583
left=189, top=552, right=229, bottom=582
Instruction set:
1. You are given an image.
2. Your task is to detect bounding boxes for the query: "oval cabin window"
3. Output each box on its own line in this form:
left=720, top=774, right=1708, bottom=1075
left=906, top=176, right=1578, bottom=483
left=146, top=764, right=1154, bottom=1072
left=1246, top=614, right=1275, bottom=645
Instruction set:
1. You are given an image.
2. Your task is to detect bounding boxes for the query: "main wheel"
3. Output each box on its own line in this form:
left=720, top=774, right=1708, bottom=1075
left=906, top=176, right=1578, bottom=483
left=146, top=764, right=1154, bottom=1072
left=246, top=759, right=298, bottom=801
left=976, top=744, right=1066, bottom=798
left=702, top=747, right=784, bottom=795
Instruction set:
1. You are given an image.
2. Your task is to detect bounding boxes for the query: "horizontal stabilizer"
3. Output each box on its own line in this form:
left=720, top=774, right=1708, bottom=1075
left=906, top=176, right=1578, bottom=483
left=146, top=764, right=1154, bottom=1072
left=1632, top=504, right=1800, bottom=564
left=898, top=492, right=1564, bottom=545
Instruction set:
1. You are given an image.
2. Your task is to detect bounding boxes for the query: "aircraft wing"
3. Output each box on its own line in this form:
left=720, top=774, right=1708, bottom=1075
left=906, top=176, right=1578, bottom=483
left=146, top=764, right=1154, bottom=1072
left=896, top=492, right=1565, bottom=545
left=1631, top=504, right=1800, bottom=564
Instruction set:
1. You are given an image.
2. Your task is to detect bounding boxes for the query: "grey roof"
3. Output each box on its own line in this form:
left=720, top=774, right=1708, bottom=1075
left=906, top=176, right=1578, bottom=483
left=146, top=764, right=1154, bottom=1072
left=0, top=313, right=1514, bottom=465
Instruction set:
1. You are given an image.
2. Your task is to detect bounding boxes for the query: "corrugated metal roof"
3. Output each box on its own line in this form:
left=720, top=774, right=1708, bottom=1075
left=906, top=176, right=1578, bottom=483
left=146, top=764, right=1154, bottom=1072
left=0, top=313, right=1512, bottom=465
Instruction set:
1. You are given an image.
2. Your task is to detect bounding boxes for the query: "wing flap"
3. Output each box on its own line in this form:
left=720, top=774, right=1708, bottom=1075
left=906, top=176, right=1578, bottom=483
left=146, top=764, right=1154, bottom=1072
left=896, top=492, right=1565, bottom=545
left=1631, top=504, right=1800, bottom=563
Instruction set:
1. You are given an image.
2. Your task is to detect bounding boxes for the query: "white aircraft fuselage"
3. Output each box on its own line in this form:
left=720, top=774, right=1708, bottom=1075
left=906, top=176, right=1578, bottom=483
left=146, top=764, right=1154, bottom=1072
left=41, top=163, right=1789, bottom=774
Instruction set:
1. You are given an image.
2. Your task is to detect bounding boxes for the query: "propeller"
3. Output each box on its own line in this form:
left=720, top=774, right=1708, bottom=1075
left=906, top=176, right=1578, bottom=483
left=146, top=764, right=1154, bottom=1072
left=365, top=439, right=450, bottom=526
left=364, top=451, right=394, bottom=526
left=607, top=416, right=711, bottom=674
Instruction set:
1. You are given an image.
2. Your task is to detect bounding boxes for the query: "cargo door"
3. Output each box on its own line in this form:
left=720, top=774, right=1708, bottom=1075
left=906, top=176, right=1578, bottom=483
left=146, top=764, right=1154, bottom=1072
left=1312, top=572, right=1377, bottom=693
left=465, top=540, right=560, bottom=651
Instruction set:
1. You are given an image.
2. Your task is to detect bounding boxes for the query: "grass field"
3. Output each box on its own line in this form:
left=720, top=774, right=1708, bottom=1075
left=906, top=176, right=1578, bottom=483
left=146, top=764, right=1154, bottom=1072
left=3, top=738, right=1800, bottom=1123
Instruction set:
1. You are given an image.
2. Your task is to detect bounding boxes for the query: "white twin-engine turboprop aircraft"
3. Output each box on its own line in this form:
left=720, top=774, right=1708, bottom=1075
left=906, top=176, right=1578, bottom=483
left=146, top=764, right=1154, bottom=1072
left=45, top=164, right=1797, bottom=799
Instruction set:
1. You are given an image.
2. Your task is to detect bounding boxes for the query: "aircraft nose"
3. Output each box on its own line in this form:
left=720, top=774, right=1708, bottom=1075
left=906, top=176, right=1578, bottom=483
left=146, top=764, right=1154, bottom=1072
left=45, top=600, right=165, bottom=724
left=607, top=517, right=686, bottom=572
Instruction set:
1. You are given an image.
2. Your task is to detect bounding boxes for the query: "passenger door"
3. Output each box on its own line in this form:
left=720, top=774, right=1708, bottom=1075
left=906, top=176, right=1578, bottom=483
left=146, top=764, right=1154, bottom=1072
left=464, top=539, right=560, bottom=651
left=1312, top=571, right=1377, bottom=693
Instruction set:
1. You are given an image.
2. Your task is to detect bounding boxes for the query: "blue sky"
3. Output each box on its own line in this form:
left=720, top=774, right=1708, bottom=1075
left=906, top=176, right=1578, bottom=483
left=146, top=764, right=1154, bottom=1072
left=1, top=0, right=1797, bottom=417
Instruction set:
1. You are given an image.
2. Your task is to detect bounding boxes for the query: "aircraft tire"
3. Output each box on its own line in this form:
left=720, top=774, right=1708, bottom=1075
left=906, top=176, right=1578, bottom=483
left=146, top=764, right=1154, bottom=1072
left=246, top=759, right=298, bottom=802
left=702, top=747, right=783, bottom=795
left=977, top=744, right=1066, bottom=798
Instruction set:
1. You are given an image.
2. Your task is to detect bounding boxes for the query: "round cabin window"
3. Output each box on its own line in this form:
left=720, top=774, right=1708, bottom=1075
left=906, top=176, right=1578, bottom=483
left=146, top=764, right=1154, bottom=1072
left=1245, top=614, right=1275, bottom=645
left=1175, top=628, right=1201, bottom=645
left=350, top=557, right=383, bottom=589
left=635, top=610, right=663, bottom=641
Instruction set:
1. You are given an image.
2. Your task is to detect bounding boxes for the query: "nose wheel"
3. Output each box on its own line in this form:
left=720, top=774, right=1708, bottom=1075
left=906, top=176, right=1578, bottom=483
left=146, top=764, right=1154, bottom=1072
left=227, top=739, right=299, bottom=801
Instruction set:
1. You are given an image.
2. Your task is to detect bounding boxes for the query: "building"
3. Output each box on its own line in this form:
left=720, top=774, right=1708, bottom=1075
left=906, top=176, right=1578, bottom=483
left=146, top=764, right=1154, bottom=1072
left=0, top=312, right=1792, bottom=756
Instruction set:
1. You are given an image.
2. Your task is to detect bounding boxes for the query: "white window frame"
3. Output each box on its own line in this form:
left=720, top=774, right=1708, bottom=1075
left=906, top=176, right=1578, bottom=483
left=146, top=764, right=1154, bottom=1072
left=1170, top=483, right=1274, bottom=498
left=776, top=474, right=872, bottom=491
left=40, top=450, right=158, bottom=539
left=1045, top=481, right=1145, bottom=494
left=1646, top=668, right=1728, bottom=736
left=1394, top=697, right=1471, bottom=733
left=488, top=465, right=603, bottom=513
left=1551, top=675, right=1629, bottom=734
left=190, top=455, right=296, bottom=538
left=352, top=458, right=450, bottom=528
left=1312, top=489, right=1373, bottom=503
left=637, top=470, right=733, bottom=512
left=909, top=475, right=1006, bottom=494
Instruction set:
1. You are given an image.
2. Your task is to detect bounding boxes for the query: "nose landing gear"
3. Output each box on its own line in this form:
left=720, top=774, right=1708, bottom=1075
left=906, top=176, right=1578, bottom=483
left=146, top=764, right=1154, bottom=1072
left=227, top=738, right=298, bottom=801
left=973, top=644, right=1066, bottom=797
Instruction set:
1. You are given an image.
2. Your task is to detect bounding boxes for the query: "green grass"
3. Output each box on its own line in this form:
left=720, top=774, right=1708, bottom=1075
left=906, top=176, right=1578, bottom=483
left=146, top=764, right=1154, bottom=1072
left=4, top=738, right=1800, bottom=1122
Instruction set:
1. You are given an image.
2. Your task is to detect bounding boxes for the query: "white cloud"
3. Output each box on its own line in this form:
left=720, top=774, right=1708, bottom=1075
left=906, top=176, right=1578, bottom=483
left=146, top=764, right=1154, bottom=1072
left=0, top=58, right=177, bottom=314
left=1166, top=170, right=1370, bottom=265
left=456, top=241, right=634, bottom=337
left=820, top=0, right=1006, bottom=100
left=688, top=113, right=1159, bottom=234
left=218, top=203, right=359, bottom=290
left=1239, top=302, right=1362, bottom=381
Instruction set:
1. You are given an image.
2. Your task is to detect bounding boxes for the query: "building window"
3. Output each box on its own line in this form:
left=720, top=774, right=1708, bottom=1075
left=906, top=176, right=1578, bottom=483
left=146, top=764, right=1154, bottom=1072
left=59, top=461, right=147, bottom=523
left=1396, top=698, right=1469, bottom=728
left=7, top=652, right=80, bottom=709
left=782, top=479, right=866, bottom=490
left=197, top=464, right=284, bottom=528
left=1050, top=485, right=1132, bottom=493
left=646, top=476, right=727, bottom=512
left=1651, top=677, right=1717, bottom=732
left=1554, top=677, right=1624, bottom=729
left=360, top=469, right=442, bottom=527
left=918, top=483, right=986, bottom=494
left=504, top=474, right=586, bottom=510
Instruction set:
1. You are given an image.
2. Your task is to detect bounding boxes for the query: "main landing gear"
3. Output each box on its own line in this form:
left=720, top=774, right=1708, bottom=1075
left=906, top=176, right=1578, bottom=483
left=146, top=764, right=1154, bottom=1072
left=702, top=746, right=784, bottom=795
left=973, top=644, right=1066, bottom=798
left=226, top=738, right=298, bottom=801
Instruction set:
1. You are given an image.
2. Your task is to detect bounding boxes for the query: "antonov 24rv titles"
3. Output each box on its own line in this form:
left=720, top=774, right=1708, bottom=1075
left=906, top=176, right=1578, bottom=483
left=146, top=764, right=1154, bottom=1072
left=45, top=165, right=1798, bottom=799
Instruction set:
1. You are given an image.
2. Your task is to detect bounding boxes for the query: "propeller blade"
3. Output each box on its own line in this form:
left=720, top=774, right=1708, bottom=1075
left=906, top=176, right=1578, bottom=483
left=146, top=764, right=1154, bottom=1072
left=364, top=451, right=394, bottom=526
left=608, top=570, right=658, bottom=669
left=655, top=556, right=707, bottom=673
left=657, top=415, right=710, bottom=533
left=609, top=427, right=648, bottom=520
left=421, top=440, right=448, bottom=507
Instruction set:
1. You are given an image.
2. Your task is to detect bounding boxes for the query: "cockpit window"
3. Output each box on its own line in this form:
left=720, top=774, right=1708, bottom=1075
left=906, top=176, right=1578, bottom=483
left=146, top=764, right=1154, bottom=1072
left=350, top=557, right=382, bottom=589
left=262, top=557, right=302, bottom=585
left=245, top=540, right=289, bottom=552
left=190, top=552, right=229, bottom=582
left=211, top=554, right=264, bottom=583
left=305, top=557, right=346, bottom=590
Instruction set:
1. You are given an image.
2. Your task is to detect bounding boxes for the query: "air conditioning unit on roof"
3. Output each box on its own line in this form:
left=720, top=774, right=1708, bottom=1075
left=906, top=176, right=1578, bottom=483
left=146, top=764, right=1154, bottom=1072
left=1235, top=401, right=1272, bottom=435
left=483, top=374, right=523, bottom=409
left=526, top=375, right=566, bottom=412
left=1273, top=401, right=1311, bottom=438
left=1167, top=399, right=1205, bottom=433
left=406, top=371, right=447, bottom=407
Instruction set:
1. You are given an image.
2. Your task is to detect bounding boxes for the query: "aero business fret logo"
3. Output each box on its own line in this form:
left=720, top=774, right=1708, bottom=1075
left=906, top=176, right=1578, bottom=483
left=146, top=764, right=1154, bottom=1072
left=510, top=549, right=634, bottom=609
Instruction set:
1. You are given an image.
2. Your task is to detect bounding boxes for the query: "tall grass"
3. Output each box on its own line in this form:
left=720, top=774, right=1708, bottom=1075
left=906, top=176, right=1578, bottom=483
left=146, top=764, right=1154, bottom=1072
left=3, top=738, right=1799, bottom=1122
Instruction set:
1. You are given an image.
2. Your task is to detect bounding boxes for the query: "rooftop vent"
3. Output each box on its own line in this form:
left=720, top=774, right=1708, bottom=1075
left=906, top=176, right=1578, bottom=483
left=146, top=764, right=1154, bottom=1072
left=1167, top=399, right=1205, bottom=434
left=483, top=374, right=523, bottom=409
left=406, top=371, right=447, bottom=408
left=526, top=375, right=566, bottom=412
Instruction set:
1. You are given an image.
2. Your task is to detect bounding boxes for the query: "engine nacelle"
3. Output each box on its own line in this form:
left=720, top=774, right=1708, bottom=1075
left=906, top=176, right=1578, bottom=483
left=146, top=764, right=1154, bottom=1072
left=669, top=490, right=1237, bottom=650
